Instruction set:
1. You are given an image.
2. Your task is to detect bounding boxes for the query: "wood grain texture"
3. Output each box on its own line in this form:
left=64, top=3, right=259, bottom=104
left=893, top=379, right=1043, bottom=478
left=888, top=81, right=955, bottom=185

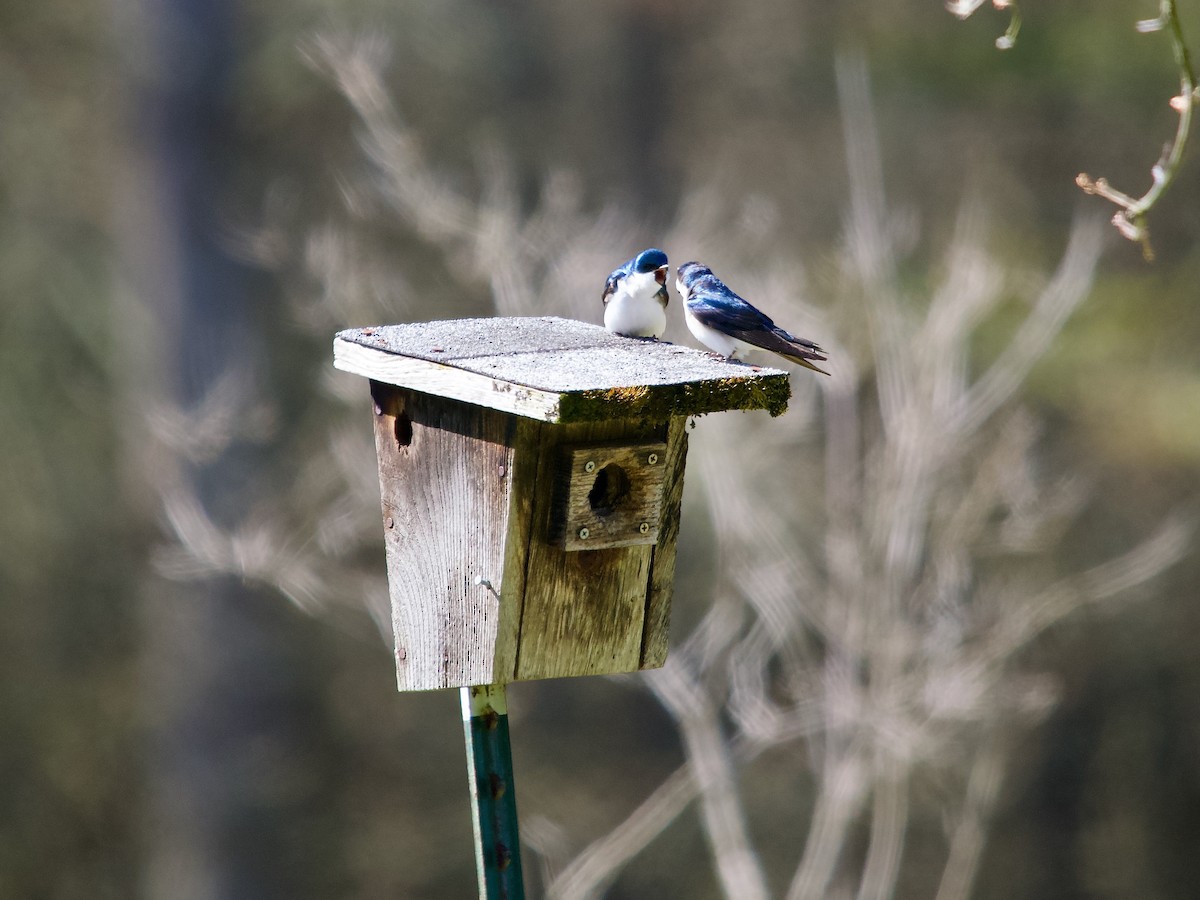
left=491, top=417, right=542, bottom=684
left=640, top=416, right=689, bottom=669
left=371, top=383, right=530, bottom=691
left=515, top=418, right=669, bottom=681
left=335, top=317, right=792, bottom=422
left=555, top=441, right=668, bottom=551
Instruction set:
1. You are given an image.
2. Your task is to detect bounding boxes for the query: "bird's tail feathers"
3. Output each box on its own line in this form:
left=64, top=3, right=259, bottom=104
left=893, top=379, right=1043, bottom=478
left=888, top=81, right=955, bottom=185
left=781, top=352, right=831, bottom=375
left=772, top=326, right=830, bottom=375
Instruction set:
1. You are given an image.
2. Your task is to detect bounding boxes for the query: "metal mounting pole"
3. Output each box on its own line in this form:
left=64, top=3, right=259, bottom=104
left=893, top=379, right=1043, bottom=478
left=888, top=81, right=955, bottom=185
left=462, top=684, right=525, bottom=900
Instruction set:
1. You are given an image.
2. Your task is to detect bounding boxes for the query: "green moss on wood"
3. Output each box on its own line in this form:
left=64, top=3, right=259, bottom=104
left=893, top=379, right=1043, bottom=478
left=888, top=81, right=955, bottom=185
left=556, top=373, right=791, bottom=422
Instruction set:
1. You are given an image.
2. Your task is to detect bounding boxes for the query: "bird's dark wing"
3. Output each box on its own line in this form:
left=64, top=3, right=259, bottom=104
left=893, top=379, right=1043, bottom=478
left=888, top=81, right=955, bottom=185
left=602, top=271, right=622, bottom=303
left=654, top=284, right=669, bottom=308
left=689, top=284, right=829, bottom=374
left=685, top=284, right=776, bottom=333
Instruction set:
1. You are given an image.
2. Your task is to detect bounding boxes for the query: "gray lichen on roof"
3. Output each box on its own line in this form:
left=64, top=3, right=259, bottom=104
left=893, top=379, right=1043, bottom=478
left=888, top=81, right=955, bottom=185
left=334, top=316, right=792, bottom=422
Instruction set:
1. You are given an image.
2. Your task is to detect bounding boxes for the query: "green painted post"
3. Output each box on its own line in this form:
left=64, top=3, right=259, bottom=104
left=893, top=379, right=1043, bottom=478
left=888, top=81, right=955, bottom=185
left=462, top=684, right=525, bottom=899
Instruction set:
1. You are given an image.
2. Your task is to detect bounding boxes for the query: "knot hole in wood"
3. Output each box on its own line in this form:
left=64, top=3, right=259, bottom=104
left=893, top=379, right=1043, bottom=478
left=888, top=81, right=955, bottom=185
left=370, top=379, right=413, bottom=449
left=393, top=410, right=413, bottom=448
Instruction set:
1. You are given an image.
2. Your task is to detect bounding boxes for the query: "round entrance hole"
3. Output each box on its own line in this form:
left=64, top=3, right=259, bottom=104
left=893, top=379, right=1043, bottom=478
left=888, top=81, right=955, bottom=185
left=587, top=464, right=630, bottom=516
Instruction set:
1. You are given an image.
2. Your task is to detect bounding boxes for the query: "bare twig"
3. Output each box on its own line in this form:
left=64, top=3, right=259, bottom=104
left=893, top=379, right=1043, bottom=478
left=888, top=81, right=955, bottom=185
left=946, top=0, right=1022, bottom=50
left=950, top=0, right=1196, bottom=258
left=1076, top=0, right=1196, bottom=258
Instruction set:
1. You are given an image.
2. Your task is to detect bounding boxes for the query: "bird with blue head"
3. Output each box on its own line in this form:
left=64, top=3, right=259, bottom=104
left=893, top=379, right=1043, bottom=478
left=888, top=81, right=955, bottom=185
left=602, top=248, right=671, bottom=339
left=675, top=261, right=829, bottom=375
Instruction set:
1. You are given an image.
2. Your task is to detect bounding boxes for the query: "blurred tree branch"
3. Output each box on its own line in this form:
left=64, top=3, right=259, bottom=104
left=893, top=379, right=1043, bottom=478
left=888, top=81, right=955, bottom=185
left=646, top=662, right=770, bottom=900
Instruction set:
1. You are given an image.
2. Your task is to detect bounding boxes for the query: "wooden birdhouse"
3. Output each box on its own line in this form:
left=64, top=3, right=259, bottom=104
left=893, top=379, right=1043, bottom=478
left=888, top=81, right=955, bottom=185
left=333, top=316, right=790, bottom=691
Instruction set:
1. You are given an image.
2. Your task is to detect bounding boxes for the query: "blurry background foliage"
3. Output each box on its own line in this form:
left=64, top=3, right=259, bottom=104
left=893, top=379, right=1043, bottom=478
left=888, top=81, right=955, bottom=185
left=2, top=0, right=1199, bottom=898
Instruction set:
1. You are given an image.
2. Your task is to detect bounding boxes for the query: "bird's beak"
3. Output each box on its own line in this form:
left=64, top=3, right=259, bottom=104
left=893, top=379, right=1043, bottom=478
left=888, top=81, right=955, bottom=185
left=654, top=265, right=668, bottom=286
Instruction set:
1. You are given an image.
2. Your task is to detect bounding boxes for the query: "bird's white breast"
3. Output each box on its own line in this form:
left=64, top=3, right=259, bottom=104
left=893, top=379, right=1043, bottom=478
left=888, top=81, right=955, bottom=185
left=604, top=270, right=666, bottom=338
left=683, top=306, right=746, bottom=358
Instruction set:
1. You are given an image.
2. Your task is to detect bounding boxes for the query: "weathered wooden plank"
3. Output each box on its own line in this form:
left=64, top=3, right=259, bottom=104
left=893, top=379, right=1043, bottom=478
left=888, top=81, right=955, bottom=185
left=342, top=340, right=564, bottom=422
left=640, top=416, right=689, bottom=669
left=514, top=418, right=667, bottom=681
left=334, top=317, right=792, bottom=422
left=491, top=417, right=542, bottom=684
left=371, top=383, right=528, bottom=691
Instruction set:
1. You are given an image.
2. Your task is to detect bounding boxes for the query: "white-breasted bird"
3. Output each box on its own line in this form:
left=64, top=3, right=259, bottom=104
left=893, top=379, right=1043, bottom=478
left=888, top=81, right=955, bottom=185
left=602, top=248, right=670, bottom=339
left=676, top=261, right=829, bottom=375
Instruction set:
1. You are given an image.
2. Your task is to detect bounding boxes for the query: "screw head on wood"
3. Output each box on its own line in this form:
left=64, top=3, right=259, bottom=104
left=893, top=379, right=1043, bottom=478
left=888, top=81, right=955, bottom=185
left=584, top=460, right=596, bottom=473
left=647, top=453, right=659, bottom=465
left=638, top=522, right=650, bottom=535
left=578, top=527, right=590, bottom=540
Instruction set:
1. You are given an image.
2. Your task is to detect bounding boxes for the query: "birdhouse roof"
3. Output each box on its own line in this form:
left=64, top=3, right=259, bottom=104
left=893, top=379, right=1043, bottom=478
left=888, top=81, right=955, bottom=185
left=334, top=316, right=791, bottom=422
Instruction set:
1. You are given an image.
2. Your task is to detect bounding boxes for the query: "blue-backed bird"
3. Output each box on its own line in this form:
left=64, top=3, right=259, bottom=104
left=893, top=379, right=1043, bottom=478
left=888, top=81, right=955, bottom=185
left=675, top=261, right=829, bottom=375
left=602, top=248, right=670, bottom=339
